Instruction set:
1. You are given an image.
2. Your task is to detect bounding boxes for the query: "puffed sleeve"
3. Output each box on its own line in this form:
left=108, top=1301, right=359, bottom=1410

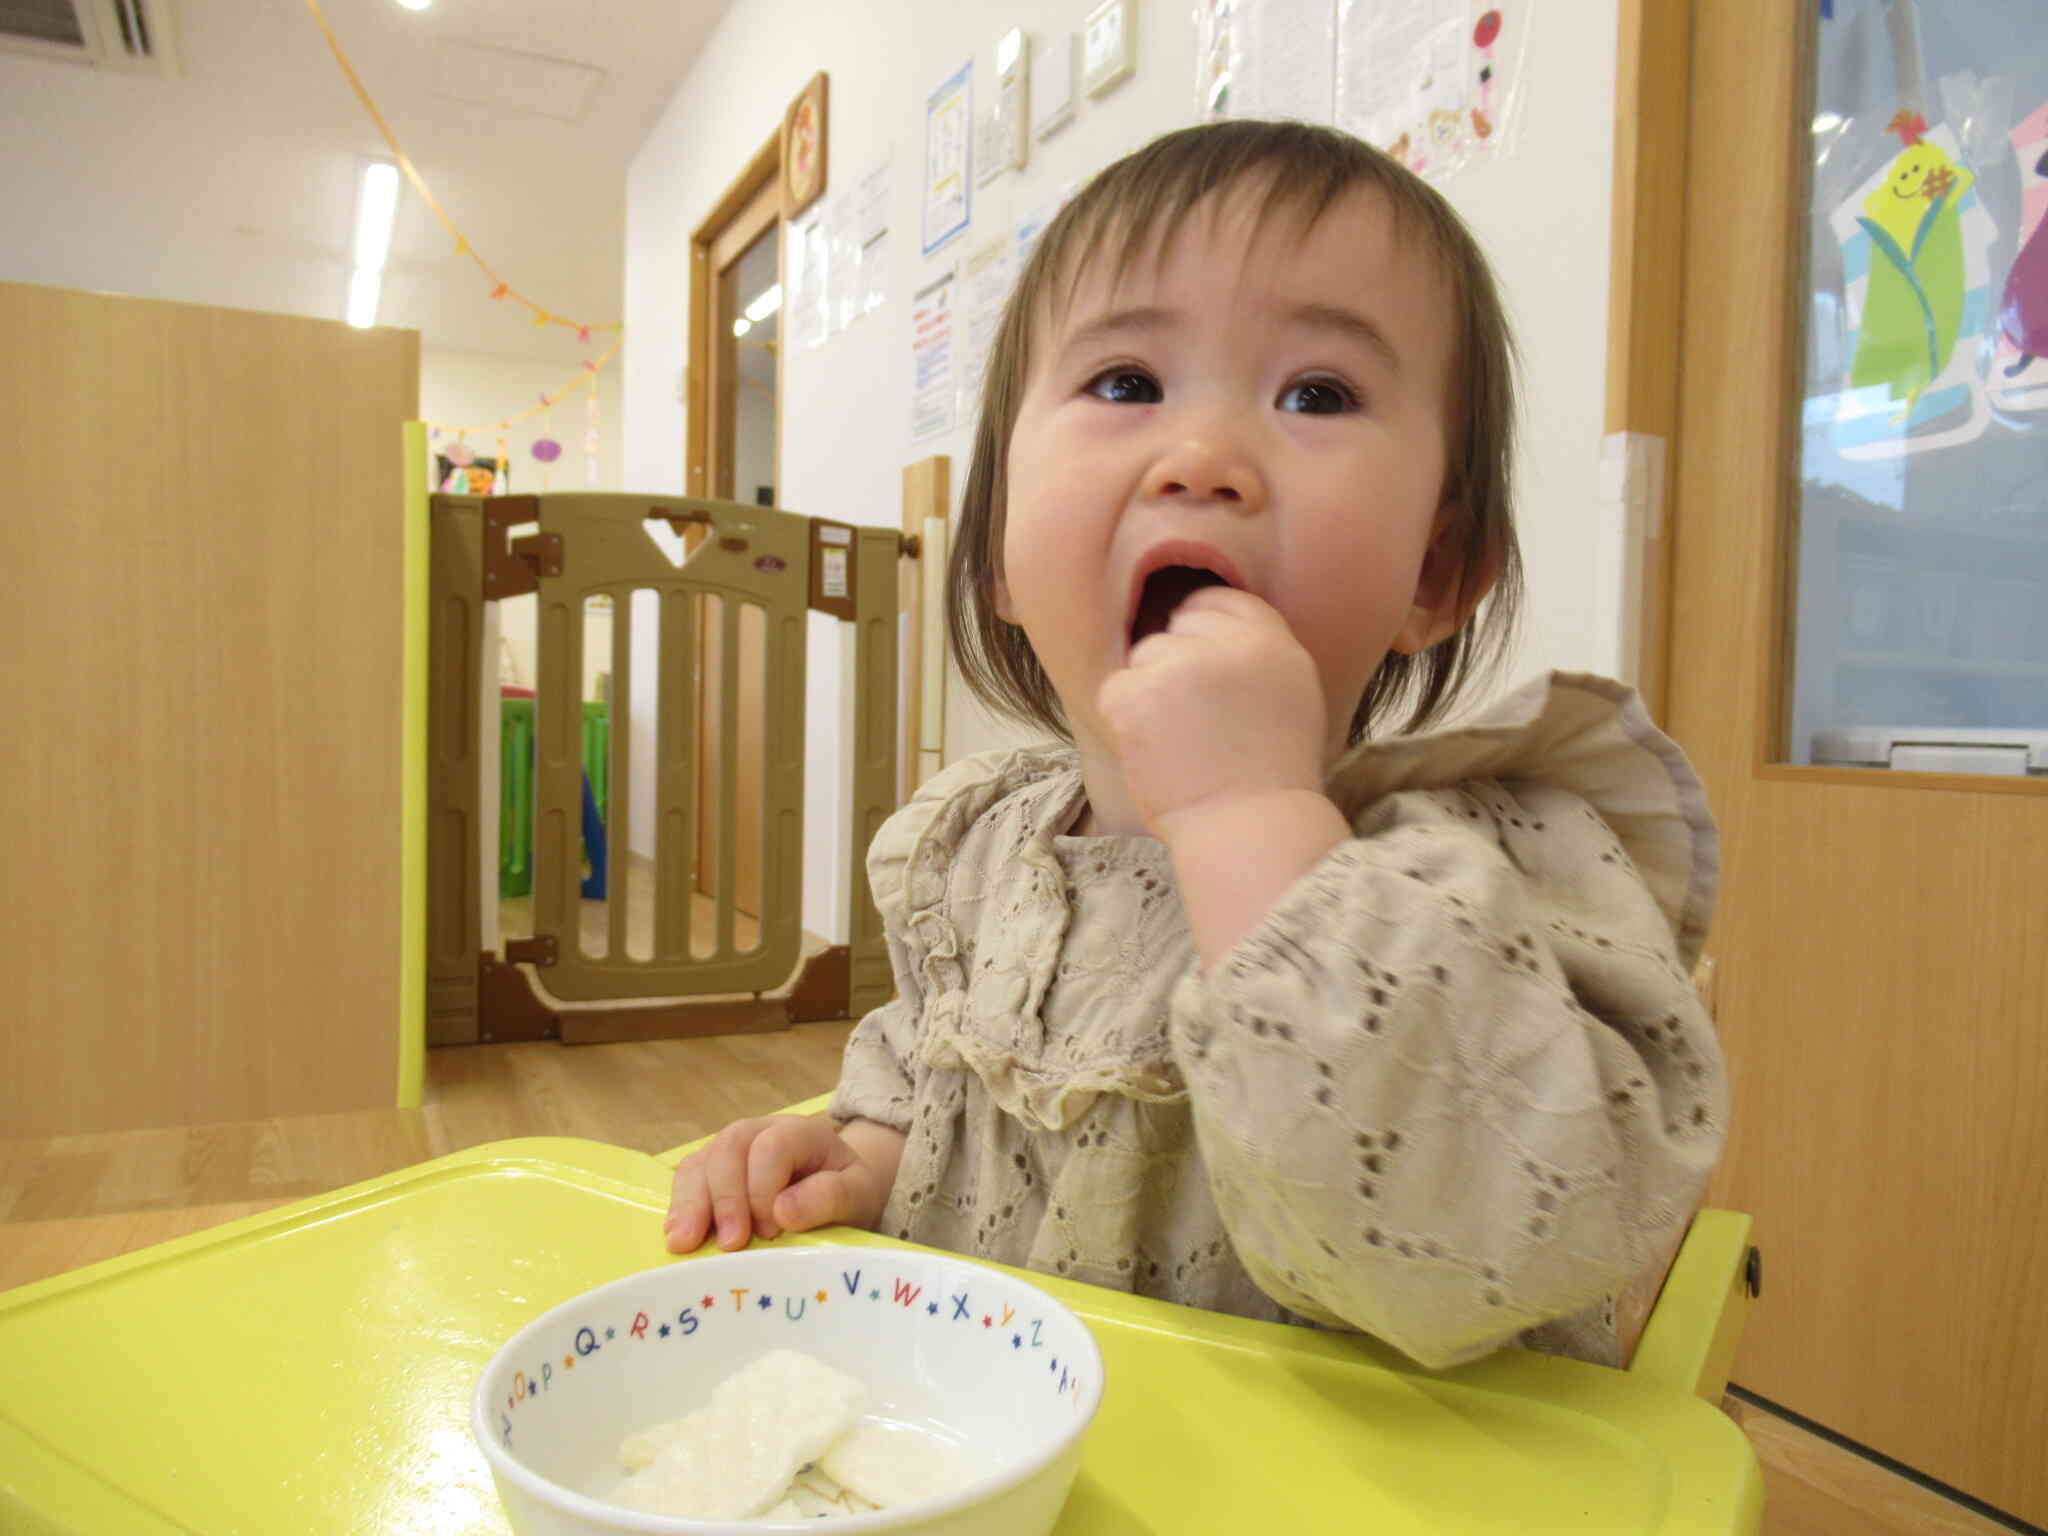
left=1168, top=674, right=1726, bottom=1369
left=827, top=748, right=1057, bottom=1132
left=827, top=928, right=926, bottom=1133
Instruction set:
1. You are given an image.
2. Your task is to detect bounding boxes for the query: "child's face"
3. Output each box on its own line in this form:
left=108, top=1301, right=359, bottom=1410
left=998, top=184, right=1465, bottom=767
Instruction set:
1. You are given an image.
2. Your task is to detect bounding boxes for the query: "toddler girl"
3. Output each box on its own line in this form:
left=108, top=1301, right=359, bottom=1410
left=666, top=119, right=1725, bottom=1370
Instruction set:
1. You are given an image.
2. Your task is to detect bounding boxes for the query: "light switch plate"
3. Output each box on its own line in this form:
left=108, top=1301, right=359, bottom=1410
left=1032, top=31, right=1077, bottom=139
left=976, top=26, right=1030, bottom=184
left=1083, top=0, right=1135, bottom=98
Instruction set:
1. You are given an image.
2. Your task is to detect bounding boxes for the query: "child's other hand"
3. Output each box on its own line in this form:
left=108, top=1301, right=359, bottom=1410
left=664, top=1115, right=893, bottom=1253
left=1098, top=584, right=1327, bottom=835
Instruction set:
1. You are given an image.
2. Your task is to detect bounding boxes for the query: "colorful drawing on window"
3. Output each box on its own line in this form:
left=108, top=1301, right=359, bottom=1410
left=1992, top=100, right=2048, bottom=413
left=1829, top=114, right=1998, bottom=459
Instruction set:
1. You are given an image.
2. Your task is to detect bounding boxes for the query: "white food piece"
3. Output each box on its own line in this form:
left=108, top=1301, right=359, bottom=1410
left=792, top=1465, right=882, bottom=1516
left=820, top=1418, right=970, bottom=1509
left=609, top=1350, right=866, bottom=1520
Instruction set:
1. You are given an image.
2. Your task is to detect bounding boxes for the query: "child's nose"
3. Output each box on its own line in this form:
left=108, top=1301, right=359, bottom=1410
left=1147, top=433, right=1265, bottom=509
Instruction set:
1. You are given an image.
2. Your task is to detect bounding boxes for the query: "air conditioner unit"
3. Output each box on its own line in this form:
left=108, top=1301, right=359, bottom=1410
left=0, top=0, right=181, bottom=79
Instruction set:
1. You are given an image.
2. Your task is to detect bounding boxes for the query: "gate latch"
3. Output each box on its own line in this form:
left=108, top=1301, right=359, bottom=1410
left=512, top=532, right=564, bottom=580
left=504, top=935, right=558, bottom=968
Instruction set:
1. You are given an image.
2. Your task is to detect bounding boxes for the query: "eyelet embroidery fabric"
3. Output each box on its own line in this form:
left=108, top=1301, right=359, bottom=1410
left=829, top=672, right=1728, bottom=1370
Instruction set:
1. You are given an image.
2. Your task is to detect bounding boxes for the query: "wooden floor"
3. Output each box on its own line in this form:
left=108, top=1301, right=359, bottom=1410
left=499, top=854, right=766, bottom=961
left=0, top=1021, right=853, bottom=1295
left=0, top=1033, right=2024, bottom=1536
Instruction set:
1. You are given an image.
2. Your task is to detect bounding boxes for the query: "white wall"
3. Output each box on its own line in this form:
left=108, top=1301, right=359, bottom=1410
left=626, top=0, right=1623, bottom=941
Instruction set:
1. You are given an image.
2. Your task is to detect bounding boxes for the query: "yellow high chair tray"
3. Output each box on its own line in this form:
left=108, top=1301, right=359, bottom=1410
left=0, top=1138, right=1760, bottom=1533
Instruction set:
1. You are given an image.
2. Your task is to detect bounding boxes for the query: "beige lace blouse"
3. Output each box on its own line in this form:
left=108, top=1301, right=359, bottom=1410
left=828, top=673, right=1726, bottom=1370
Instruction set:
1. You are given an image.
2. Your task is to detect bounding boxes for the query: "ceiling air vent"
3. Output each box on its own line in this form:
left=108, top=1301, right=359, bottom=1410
left=0, top=0, right=182, bottom=78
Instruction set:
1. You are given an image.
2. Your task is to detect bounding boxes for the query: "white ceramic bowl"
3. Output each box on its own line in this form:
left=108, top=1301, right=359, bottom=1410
left=472, top=1244, right=1105, bottom=1536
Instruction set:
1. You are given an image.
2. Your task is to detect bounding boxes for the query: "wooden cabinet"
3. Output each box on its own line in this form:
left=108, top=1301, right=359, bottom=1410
left=1, top=283, right=418, bottom=1136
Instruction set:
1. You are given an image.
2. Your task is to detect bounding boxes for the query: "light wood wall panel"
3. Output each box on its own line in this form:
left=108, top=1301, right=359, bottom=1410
left=1, top=282, right=417, bottom=1136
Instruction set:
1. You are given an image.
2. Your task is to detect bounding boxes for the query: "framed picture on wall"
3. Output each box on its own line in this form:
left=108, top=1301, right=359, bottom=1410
left=783, top=72, right=829, bottom=217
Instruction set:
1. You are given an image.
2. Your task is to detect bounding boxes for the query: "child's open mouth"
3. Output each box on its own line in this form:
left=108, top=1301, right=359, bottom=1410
left=1130, top=565, right=1233, bottom=648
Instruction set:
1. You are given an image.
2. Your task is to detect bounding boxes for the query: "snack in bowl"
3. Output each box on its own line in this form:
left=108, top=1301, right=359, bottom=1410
left=472, top=1243, right=1104, bottom=1536
left=609, top=1348, right=967, bottom=1519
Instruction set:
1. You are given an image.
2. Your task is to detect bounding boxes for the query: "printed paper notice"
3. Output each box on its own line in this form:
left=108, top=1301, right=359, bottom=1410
left=788, top=211, right=830, bottom=349
left=1237, top=0, right=1336, bottom=123
left=827, top=192, right=861, bottom=333
left=911, top=271, right=957, bottom=439
left=822, top=546, right=849, bottom=599
left=857, top=155, right=892, bottom=316
left=924, top=61, right=973, bottom=255
left=1335, top=0, right=1466, bottom=151
left=958, top=236, right=1016, bottom=420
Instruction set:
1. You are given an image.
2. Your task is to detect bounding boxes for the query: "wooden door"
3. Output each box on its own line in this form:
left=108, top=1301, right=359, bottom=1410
left=1657, top=2, right=2048, bottom=1523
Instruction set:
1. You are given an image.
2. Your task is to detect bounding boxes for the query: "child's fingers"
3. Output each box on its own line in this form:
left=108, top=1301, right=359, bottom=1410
left=772, top=1163, right=874, bottom=1233
left=699, top=1122, right=765, bottom=1250
left=743, top=1118, right=843, bottom=1240
left=663, top=1157, right=714, bottom=1253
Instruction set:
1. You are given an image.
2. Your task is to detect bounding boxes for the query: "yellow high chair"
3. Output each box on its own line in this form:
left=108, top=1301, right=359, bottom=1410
left=0, top=1099, right=1761, bottom=1533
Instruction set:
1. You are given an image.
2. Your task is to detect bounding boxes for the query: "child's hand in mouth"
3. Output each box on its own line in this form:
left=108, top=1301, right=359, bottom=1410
left=1098, top=573, right=1328, bottom=840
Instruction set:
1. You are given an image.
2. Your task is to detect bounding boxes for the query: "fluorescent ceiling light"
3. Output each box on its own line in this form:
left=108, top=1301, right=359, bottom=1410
left=743, top=284, right=782, bottom=324
left=346, top=266, right=384, bottom=330
left=354, top=161, right=400, bottom=271
left=346, top=161, right=399, bottom=329
left=732, top=315, right=752, bottom=338
left=396, top=0, right=432, bottom=9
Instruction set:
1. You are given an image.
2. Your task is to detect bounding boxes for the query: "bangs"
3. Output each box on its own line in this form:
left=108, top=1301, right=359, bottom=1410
left=1022, top=122, right=1457, bottom=342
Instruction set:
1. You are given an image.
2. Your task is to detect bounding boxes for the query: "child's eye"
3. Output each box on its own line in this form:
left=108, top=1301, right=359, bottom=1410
left=1278, top=379, right=1359, bottom=415
left=1085, top=369, right=1162, bottom=405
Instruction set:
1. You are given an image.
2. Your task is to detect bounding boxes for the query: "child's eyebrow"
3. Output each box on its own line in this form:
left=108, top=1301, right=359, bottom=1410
left=1055, top=302, right=1402, bottom=374
left=1055, top=305, right=1176, bottom=357
left=1288, top=303, right=1402, bottom=374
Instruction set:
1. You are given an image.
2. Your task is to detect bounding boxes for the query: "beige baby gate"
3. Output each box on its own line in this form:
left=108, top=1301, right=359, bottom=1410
left=427, top=492, right=901, bottom=1045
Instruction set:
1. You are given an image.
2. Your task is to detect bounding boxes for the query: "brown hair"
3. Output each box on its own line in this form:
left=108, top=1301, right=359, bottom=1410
left=946, top=118, right=1523, bottom=746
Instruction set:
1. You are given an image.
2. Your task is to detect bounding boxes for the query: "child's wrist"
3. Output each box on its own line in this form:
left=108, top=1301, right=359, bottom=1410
left=1157, top=787, right=1351, bottom=972
left=1154, top=785, right=1346, bottom=855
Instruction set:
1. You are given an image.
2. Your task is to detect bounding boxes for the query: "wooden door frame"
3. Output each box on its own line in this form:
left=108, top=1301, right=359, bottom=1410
left=687, top=130, right=785, bottom=914
left=1605, top=0, right=1695, bottom=726
left=688, top=130, right=785, bottom=501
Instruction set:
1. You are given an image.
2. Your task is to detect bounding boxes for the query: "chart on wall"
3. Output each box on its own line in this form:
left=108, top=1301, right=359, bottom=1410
left=1196, top=0, right=1532, bottom=179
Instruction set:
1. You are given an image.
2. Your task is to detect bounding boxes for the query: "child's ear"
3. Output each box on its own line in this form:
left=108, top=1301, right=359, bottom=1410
left=992, top=570, right=1017, bottom=624
left=1390, top=505, right=1500, bottom=655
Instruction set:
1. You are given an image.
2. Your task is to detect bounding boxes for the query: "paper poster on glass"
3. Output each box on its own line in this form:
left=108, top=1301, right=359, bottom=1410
left=1828, top=114, right=1998, bottom=458
left=1332, top=0, right=1530, bottom=179
left=1993, top=99, right=2048, bottom=412
left=1786, top=0, right=2048, bottom=771
left=924, top=62, right=973, bottom=256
